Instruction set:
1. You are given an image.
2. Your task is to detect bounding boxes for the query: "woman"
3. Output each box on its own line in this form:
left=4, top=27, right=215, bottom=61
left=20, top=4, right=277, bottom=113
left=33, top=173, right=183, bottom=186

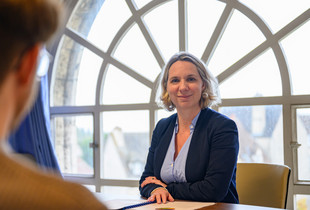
left=139, top=52, right=239, bottom=204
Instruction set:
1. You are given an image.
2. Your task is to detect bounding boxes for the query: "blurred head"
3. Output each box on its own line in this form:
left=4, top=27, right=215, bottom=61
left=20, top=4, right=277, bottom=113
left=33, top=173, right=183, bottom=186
left=0, top=0, right=61, bottom=84
left=159, top=52, right=221, bottom=111
left=0, top=0, right=62, bottom=131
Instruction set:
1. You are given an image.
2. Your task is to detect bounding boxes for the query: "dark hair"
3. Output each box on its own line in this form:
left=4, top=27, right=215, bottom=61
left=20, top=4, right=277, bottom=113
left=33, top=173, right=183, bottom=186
left=159, top=51, right=221, bottom=111
left=0, top=0, right=62, bottom=84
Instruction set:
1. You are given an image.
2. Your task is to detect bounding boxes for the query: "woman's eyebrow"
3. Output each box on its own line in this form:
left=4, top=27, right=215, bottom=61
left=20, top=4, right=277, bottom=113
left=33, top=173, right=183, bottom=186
left=168, top=75, right=179, bottom=79
left=186, top=74, right=199, bottom=77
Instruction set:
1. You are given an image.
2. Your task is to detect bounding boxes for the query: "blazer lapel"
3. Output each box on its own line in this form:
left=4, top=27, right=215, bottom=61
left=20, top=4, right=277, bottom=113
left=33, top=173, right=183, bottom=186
left=154, top=114, right=177, bottom=178
left=185, top=108, right=211, bottom=181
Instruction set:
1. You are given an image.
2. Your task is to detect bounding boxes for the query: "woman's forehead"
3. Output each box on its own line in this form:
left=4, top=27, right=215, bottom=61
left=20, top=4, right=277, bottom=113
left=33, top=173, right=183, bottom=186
left=168, top=61, right=199, bottom=76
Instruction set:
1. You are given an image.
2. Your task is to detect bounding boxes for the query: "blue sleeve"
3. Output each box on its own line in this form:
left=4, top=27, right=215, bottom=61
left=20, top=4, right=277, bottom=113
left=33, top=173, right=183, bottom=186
left=166, top=118, right=239, bottom=202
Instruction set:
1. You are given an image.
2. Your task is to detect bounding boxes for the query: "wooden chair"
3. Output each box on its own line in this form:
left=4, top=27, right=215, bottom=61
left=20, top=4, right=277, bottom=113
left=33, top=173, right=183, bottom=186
left=236, top=163, right=291, bottom=209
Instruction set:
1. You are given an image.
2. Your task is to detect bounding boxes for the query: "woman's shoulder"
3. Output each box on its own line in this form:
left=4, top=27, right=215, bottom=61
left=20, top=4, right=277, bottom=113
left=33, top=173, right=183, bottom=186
left=157, top=112, right=177, bottom=125
left=200, top=108, right=236, bottom=127
left=201, top=108, right=229, bottom=119
left=154, top=112, right=177, bottom=132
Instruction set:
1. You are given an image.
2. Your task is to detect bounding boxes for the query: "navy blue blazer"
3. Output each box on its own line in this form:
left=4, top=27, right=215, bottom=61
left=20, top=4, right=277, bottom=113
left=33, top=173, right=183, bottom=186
left=139, top=108, right=239, bottom=203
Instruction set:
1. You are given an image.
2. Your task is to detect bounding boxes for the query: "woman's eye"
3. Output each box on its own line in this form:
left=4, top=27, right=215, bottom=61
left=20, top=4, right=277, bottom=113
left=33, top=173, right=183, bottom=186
left=170, top=78, right=179, bottom=83
left=187, top=77, right=196, bottom=82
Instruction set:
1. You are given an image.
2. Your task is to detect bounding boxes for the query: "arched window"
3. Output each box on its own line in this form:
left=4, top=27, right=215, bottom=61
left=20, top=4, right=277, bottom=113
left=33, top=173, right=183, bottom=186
left=49, top=0, right=310, bottom=208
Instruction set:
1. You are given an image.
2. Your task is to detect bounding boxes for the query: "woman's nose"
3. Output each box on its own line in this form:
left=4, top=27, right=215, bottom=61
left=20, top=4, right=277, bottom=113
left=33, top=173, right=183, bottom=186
left=179, top=80, right=189, bottom=91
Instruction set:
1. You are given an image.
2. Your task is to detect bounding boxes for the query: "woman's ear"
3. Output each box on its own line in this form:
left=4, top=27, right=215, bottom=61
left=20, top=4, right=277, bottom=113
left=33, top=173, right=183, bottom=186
left=16, top=44, right=40, bottom=86
left=202, top=82, right=206, bottom=90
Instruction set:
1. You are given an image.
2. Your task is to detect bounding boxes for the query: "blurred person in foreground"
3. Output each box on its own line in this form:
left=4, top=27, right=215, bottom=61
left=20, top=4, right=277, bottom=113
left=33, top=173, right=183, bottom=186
left=139, top=52, right=239, bottom=204
left=0, top=0, right=107, bottom=209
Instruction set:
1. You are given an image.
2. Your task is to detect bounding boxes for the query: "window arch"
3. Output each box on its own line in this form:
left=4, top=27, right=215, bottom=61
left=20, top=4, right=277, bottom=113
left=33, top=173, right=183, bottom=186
left=49, top=0, right=310, bottom=208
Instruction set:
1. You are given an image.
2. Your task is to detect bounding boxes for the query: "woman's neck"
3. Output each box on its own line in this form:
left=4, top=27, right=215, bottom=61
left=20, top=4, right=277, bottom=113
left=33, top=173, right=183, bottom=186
left=177, top=108, right=201, bottom=129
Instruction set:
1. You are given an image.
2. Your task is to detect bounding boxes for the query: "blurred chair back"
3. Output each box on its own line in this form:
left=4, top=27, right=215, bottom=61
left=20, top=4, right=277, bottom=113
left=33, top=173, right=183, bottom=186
left=236, top=163, right=291, bottom=209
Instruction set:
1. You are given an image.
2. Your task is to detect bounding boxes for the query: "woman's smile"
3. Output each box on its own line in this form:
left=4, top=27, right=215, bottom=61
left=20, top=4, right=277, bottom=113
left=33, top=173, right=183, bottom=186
left=178, top=94, right=192, bottom=99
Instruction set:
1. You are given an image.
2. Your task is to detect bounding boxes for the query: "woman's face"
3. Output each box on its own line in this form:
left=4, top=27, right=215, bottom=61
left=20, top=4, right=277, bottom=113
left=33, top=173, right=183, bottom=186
left=167, top=61, right=204, bottom=112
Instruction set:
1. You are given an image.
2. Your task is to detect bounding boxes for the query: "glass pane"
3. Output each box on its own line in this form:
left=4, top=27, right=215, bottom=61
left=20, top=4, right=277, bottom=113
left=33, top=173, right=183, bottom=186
left=88, top=0, right=131, bottom=52
left=220, top=49, right=282, bottom=98
left=296, top=108, right=310, bottom=181
left=134, top=0, right=152, bottom=9
left=188, top=0, right=225, bottom=57
left=143, top=0, right=178, bottom=61
left=295, top=194, right=310, bottom=210
left=101, top=186, right=140, bottom=198
left=281, top=21, right=310, bottom=95
left=84, top=185, right=96, bottom=192
left=208, top=10, right=266, bottom=76
left=239, top=0, right=310, bottom=33
left=113, top=24, right=161, bottom=82
left=51, top=35, right=102, bottom=106
left=102, top=65, right=151, bottom=104
left=51, top=115, right=94, bottom=175
left=101, top=110, right=149, bottom=179
left=67, top=0, right=131, bottom=52
left=156, top=109, right=176, bottom=124
left=219, top=105, right=283, bottom=164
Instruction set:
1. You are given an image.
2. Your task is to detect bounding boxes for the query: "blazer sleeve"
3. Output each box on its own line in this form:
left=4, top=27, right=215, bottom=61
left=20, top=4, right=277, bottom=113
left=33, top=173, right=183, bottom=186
left=165, top=116, right=239, bottom=202
left=139, top=119, right=168, bottom=198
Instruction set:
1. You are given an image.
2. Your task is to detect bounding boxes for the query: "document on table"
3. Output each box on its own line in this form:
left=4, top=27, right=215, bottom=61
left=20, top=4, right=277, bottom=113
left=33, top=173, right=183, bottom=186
left=104, top=199, right=215, bottom=210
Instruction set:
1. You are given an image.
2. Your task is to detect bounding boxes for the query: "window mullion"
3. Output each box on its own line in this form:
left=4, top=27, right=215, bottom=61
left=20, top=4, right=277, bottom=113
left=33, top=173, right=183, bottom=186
left=178, top=0, right=188, bottom=52
left=126, top=0, right=166, bottom=69
left=201, top=3, right=234, bottom=64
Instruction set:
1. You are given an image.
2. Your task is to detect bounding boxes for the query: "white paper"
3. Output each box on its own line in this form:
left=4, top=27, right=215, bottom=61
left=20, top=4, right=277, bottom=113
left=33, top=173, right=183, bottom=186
left=139, top=201, right=214, bottom=210
left=104, top=199, right=215, bottom=210
left=104, top=199, right=143, bottom=209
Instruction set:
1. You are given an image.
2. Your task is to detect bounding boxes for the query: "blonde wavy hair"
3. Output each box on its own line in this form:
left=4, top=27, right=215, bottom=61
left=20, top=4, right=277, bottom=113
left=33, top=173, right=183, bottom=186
left=159, top=52, right=221, bottom=111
